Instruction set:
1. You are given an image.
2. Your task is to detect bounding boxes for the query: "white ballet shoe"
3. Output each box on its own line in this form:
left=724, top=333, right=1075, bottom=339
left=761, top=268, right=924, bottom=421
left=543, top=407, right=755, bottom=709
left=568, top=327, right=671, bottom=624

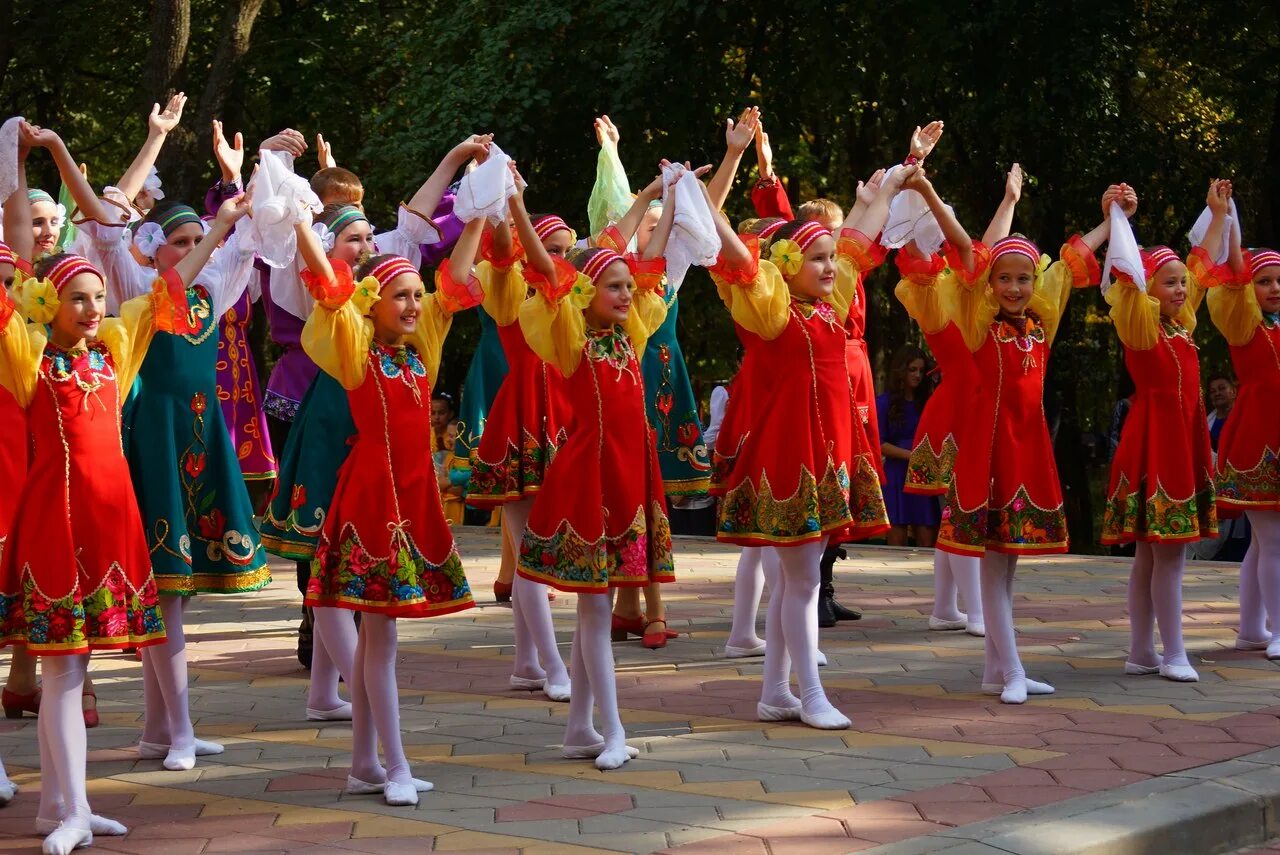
left=800, top=707, right=852, bottom=730
left=41, top=826, right=91, bottom=855
left=594, top=743, right=635, bottom=770
left=383, top=781, right=420, bottom=807
left=982, top=678, right=1054, bottom=695
left=928, top=615, right=967, bottom=631
left=1267, top=641, right=1280, bottom=661
left=346, top=775, right=434, bottom=795
left=757, top=701, right=803, bottom=722
left=1235, top=636, right=1271, bottom=651
left=561, top=743, right=641, bottom=760
left=36, top=815, right=126, bottom=836
left=164, top=745, right=196, bottom=771
left=723, top=641, right=767, bottom=658
left=1124, top=661, right=1161, bottom=676
left=509, top=674, right=546, bottom=691
left=0, top=779, right=16, bottom=806
left=1159, top=663, right=1200, bottom=682
left=137, top=737, right=224, bottom=759
left=306, top=702, right=353, bottom=721
left=543, top=681, right=571, bottom=702
left=817, top=649, right=828, bottom=667
left=966, top=622, right=986, bottom=637
left=1000, top=678, right=1028, bottom=705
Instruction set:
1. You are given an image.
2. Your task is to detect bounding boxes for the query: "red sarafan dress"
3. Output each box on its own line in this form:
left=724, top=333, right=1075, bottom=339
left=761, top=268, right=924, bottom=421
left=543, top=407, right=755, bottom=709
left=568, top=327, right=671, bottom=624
left=0, top=273, right=191, bottom=654
left=1208, top=260, right=1280, bottom=515
left=0, top=388, right=26, bottom=562
left=516, top=256, right=674, bottom=592
left=708, top=230, right=888, bottom=547
left=466, top=240, right=570, bottom=507
left=894, top=252, right=981, bottom=497
left=844, top=244, right=889, bottom=483
left=301, top=261, right=479, bottom=617
left=925, top=238, right=1100, bottom=556
left=1100, top=251, right=1221, bottom=543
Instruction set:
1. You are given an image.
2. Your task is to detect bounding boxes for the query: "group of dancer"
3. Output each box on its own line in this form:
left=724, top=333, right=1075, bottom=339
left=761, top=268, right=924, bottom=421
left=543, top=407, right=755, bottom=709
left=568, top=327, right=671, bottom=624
left=0, top=97, right=1277, bottom=855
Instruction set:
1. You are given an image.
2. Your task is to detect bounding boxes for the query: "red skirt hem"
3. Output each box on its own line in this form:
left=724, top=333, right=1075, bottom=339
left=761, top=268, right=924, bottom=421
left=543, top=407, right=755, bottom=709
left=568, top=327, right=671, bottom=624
left=303, top=596, right=476, bottom=619
left=1, top=633, right=168, bottom=656
left=464, top=486, right=543, bottom=509
left=516, top=568, right=676, bottom=594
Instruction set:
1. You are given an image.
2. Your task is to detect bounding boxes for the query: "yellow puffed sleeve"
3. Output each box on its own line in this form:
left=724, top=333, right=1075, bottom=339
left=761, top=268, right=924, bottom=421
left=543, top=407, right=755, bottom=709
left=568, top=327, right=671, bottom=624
left=406, top=290, right=456, bottom=389
left=1207, top=277, right=1262, bottom=347
left=893, top=251, right=949, bottom=334
left=1031, top=236, right=1101, bottom=346
left=476, top=260, right=527, bottom=327
left=708, top=237, right=790, bottom=341
left=623, top=288, right=669, bottom=360
left=940, top=242, right=999, bottom=354
left=518, top=289, right=587, bottom=377
left=1104, top=277, right=1161, bottom=351
left=829, top=229, right=887, bottom=325
left=0, top=294, right=45, bottom=408
left=302, top=298, right=374, bottom=391
left=99, top=295, right=160, bottom=399
left=1185, top=247, right=1236, bottom=337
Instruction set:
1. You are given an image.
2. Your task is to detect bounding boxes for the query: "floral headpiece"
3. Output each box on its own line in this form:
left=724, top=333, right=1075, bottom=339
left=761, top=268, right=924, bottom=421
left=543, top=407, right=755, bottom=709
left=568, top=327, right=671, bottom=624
left=533, top=214, right=576, bottom=244
left=1245, top=248, right=1280, bottom=280
left=15, top=254, right=103, bottom=324
left=134, top=204, right=209, bottom=258
left=768, top=220, right=832, bottom=277
left=1140, top=246, right=1181, bottom=281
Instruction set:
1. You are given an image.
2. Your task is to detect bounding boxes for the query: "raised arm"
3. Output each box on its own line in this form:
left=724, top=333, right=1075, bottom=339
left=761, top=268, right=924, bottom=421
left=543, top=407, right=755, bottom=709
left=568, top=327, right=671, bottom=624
left=982, top=164, right=1023, bottom=245
left=406, top=134, right=493, bottom=216
left=611, top=174, right=663, bottom=246
left=173, top=189, right=253, bottom=286
left=750, top=120, right=794, bottom=220
left=22, top=122, right=116, bottom=225
left=644, top=172, right=678, bottom=261
left=114, top=93, right=186, bottom=203
left=449, top=219, right=486, bottom=286
left=211, top=119, right=245, bottom=186
left=707, top=106, right=759, bottom=212
left=853, top=164, right=918, bottom=245
left=508, top=163, right=557, bottom=283
left=699, top=178, right=753, bottom=269
left=4, top=153, right=33, bottom=263
left=1198, top=179, right=1231, bottom=258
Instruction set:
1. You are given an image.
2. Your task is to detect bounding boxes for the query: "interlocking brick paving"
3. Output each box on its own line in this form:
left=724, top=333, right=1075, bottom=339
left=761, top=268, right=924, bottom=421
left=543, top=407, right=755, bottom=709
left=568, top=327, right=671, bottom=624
left=0, top=529, right=1276, bottom=854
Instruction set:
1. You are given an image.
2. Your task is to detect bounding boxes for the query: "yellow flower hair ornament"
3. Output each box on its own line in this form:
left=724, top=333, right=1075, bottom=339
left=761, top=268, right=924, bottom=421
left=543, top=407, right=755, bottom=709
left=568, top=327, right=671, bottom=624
left=568, top=272, right=596, bottom=309
left=769, top=238, right=804, bottom=277
left=351, top=275, right=383, bottom=316
left=15, top=270, right=59, bottom=325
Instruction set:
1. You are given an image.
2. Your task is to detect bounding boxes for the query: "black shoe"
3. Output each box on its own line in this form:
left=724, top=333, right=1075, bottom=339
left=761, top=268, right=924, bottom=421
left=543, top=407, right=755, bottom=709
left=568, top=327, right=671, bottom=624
left=297, top=607, right=314, bottom=670
left=830, top=599, right=862, bottom=621
left=817, top=595, right=838, bottom=629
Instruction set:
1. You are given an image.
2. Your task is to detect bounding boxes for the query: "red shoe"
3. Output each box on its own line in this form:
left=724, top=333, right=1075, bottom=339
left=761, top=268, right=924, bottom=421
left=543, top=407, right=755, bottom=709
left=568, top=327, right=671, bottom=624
left=610, top=614, right=644, bottom=642
left=2, top=687, right=40, bottom=719
left=493, top=580, right=513, bottom=603
left=546, top=588, right=557, bottom=602
left=82, top=690, right=99, bottom=729
left=642, top=619, right=670, bottom=650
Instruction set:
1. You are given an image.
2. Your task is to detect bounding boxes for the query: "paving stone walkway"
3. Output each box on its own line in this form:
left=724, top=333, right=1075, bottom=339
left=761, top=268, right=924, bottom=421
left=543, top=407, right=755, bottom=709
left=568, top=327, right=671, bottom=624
left=0, top=529, right=1277, bottom=854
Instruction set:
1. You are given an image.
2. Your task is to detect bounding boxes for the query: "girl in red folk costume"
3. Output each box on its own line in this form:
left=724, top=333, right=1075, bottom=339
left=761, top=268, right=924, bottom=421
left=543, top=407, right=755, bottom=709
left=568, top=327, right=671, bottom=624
left=0, top=189, right=234, bottom=855
left=1100, top=182, right=1225, bottom=682
left=294, top=196, right=483, bottom=805
left=902, top=164, right=1023, bottom=639
left=899, top=169, right=1116, bottom=703
left=1206, top=196, right=1280, bottom=663
left=709, top=169, right=910, bottom=730
left=516, top=165, right=677, bottom=770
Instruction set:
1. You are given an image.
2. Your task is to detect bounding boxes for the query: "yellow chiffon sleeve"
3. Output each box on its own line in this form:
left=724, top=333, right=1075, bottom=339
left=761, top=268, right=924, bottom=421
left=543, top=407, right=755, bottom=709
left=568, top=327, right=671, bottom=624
left=1186, top=247, right=1237, bottom=337
left=1035, top=237, right=1101, bottom=346
left=518, top=290, right=587, bottom=377
left=0, top=295, right=44, bottom=408
left=623, top=288, right=670, bottom=361
left=1104, top=277, right=1161, bottom=351
left=1206, top=276, right=1262, bottom=347
left=406, top=287, right=457, bottom=389
left=708, top=237, right=790, bottom=341
left=94, top=269, right=193, bottom=403
left=302, top=298, right=374, bottom=391
left=829, top=229, right=887, bottom=325
left=893, top=252, right=949, bottom=334
left=476, top=259, right=527, bottom=327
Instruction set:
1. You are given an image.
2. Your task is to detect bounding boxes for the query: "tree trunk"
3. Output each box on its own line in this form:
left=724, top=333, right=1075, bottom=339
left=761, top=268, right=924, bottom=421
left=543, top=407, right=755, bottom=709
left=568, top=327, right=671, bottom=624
left=143, top=0, right=191, bottom=104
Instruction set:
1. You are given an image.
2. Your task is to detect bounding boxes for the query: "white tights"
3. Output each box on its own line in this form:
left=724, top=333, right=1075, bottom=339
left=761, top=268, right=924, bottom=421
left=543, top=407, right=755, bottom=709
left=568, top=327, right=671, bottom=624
left=726, top=547, right=765, bottom=649
left=563, top=593, right=633, bottom=770
left=932, top=551, right=983, bottom=626
left=141, top=595, right=222, bottom=770
left=349, top=613, right=412, bottom=786
left=506, top=501, right=569, bottom=691
left=37, top=654, right=92, bottom=853
left=759, top=542, right=842, bottom=720
left=1127, top=541, right=1189, bottom=667
left=1242, top=511, right=1280, bottom=646
left=307, top=602, right=356, bottom=714
left=980, top=553, right=1026, bottom=699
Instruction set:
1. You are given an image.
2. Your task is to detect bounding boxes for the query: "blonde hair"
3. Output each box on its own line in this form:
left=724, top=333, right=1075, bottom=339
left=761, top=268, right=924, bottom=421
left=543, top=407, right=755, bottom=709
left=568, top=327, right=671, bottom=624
left=797, top=198, right=843, bottom=225
left=311, top=167, right=365, bottom=207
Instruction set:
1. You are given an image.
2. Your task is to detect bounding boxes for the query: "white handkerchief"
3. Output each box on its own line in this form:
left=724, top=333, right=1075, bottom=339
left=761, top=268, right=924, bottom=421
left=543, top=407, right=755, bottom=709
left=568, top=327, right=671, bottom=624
left=454, top=144, right=516, bottom=225
left=0, top=117, right=23, bottom=205
left=244, top=149, right=322, bottom=269
left=879, top=164, right=951, bottom=255
left=1187, top=199, right=1241, bottom=265
left=1102, top=202, right=1145, bottom=295
left=661, top=161, right=721, bottom=292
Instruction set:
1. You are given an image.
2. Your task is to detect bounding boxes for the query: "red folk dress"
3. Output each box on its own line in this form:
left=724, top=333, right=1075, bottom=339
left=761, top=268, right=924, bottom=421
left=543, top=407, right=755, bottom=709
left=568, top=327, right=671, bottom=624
left=1207, top=261, right=1280, bottom=515
left=0, top=275, right=189, bottom=654
left=894, top=252, right=979, bottom=497
left=0, top=389, right=26, bottom=563
left=1100, top=251, right=1220, bottom=543
left=708, top=230, right=889, bottom=547
left=301, top=262, right=479, bottom=617
left=921, top=238, right=1099, bottom=556
left=466, top=248, right=570, bottom=507
left=516, top=257, right=675, bottom=592
left=845, top=250, right=889, bottom=484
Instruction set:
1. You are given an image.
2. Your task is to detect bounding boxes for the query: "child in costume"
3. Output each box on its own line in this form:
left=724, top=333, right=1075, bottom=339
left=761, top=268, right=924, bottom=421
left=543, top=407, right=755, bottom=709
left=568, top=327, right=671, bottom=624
left=293, top=140, right=487, bottom=804
left=1101, top=181, right=1225, bottom=682
left=517, top=160, right=678, bottom=769
left=898, top=169, right=1117, bottom=703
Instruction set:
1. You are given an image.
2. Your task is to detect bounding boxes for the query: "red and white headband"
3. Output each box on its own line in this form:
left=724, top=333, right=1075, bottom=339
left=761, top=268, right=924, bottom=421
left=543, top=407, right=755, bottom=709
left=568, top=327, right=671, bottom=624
left=1246, top=249, right=1280, bottom=279
left=990, top=236, right=1041, bottom=267
left=364, top=256, right=419, bottom=289
left=790, top=220, right=832, bottom=252
left=1140, top=246, right=1181, bottom=280
left=581, top=249, right=627, bottom=284
left=45, top=254, right=104, bottom=292
left=532, top=215, right=572, bottom=243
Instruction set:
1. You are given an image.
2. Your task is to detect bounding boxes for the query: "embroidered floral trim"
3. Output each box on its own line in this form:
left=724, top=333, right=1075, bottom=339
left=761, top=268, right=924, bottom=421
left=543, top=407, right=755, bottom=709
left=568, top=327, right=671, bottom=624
left=716, top=456, right=886, bottom=544
left=467, top=426, right=568, bottom=505
left=987, top=487, right=1066, bottom=552
left=906, top=434, right=958, bottom=494
left=308, top=522, right=474, bottom=616
left=585, top=326, right=636, bottom=377
left=518, top=504, right=675, bottom=591
left=1101, top=474, right=1218, bottom=543
left=1216, top=448, right=1280, bottom=509
left=0, top=566, right=165, bottom=653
